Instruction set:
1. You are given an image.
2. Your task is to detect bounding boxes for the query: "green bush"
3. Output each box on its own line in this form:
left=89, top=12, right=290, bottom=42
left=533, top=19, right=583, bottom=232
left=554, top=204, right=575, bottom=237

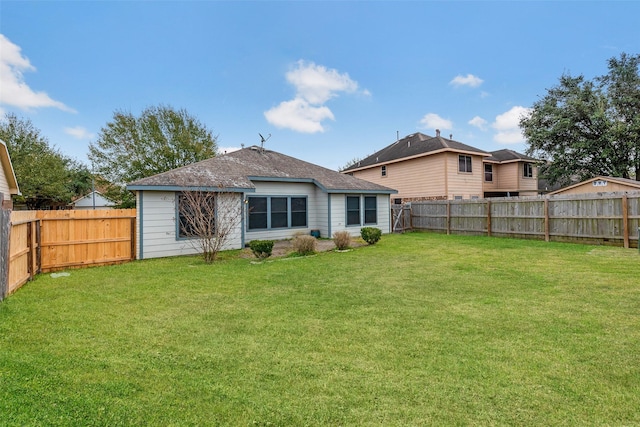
left=360, top=227, right=382, bottom=245
left=249, top=240, right=274, bottom=259
left=293, top=235, right=317, bottom=255
left=332, top=230, right=351, bottom=250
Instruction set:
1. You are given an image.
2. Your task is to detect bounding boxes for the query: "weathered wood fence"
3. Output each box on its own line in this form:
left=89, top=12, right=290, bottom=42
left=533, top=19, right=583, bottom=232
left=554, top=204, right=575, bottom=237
left=1, top=209, right=136, bottom=300
left=408, top=192, right=640, bottom=248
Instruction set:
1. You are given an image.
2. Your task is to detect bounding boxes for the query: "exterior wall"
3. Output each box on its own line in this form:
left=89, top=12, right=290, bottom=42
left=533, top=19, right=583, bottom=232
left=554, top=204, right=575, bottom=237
left=351, top=154, right=448, bottom=200
left=483, top=162, right=498, bottom=193
left=1, top=165, right=11, bottom=205
left=554, top=180, right=640, bottom=196
left=493, top=162, right=538, bottom=194
left=244, top=181, right=319, bottom=242
left=329, top=193, right=391, bottom=237
left=445, top=152, right=484, bottom=199
left=73, top=193, right=114, bottom=210
left=137, top=190, right=243, bottom=259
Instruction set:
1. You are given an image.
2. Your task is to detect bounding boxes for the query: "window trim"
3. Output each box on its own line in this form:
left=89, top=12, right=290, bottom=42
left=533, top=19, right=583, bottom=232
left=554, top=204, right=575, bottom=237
left=459, top=155, right=473, bottom=173
left=346, top=195, right=361, bottom=227
left=381, top=165, right=387, bottom=177
left=523, top=162, right=533, bottom=178
left=247, top=195, right=308, bottom=231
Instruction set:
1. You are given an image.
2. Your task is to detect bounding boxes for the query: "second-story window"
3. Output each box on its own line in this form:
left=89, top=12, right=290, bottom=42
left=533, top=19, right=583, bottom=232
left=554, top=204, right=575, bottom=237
left=484, top=164, right=493, bottom=182
left=381, top=165, right=387, bottom=177
left=459, top=155, right=472, bottom=173
left=523, top=162, right=533, bottom=178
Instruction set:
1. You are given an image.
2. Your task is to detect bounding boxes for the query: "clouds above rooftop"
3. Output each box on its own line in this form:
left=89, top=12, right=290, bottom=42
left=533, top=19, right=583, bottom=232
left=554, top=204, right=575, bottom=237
left=264, top=60, right=366, bottom=133
left=450, top=73, right=484, bottom=88
left=419, top=113, right=453, bottom=132
left=0, top=34, right=75, bottom=113
left=492, top=106, right=531, bottom=144
left=64, top=126, right=95, bottom=140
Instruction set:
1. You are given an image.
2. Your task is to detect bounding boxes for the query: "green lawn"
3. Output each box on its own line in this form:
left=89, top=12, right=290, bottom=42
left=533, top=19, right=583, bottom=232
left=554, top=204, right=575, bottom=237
left=1, top=232, right=639, bottom=426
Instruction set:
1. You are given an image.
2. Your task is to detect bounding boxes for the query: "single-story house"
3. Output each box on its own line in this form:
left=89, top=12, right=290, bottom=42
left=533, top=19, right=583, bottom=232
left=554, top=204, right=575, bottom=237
left=0, top=139, right=20, bottom=209
left=548, top=176, right=640, bottom=196
left=127, top=146, right=397, bottom=260
left=70, top=191, right=115, bottom=210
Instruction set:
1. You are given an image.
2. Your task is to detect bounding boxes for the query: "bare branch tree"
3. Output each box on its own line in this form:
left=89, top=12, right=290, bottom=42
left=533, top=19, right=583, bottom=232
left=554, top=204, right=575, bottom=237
left=177, top=190, right=244, bottom=263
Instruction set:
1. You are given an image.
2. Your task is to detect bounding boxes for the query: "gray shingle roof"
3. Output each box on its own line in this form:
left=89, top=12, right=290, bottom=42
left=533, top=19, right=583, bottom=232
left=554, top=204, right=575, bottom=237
left=342, top=132, right=491, bottom=171
left=127, top=146, right=396, bottom=194
left=486, top=149, right=537, bottom=163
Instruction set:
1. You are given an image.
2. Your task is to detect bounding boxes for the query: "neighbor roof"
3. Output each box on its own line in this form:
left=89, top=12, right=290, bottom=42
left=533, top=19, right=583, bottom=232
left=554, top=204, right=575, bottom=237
left=485, top=149, right=537, bottom=163
left=342, top=132, right=491, bottom=172
left=548, top=176, right=640, bottom=195
left=127, top=146, right=396, bottom=194
left=0, top=138, right=20, bottom=196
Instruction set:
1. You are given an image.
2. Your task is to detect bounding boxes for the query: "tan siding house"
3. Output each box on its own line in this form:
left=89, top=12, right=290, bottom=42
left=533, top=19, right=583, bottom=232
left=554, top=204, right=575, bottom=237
left=0, top=139, right=20, bottom=209
left=548, top=176, right=640, bottom=196
left=343, top=132, right=537, bottom=201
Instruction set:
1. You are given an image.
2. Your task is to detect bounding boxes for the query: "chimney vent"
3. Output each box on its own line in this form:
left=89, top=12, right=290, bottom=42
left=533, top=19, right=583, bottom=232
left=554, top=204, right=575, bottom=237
left=436, top=129, right=441, bottom=137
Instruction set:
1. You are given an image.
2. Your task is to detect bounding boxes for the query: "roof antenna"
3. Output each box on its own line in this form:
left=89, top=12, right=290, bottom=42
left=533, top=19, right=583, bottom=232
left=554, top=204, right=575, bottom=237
left=258, top=133, right=271, bottom=152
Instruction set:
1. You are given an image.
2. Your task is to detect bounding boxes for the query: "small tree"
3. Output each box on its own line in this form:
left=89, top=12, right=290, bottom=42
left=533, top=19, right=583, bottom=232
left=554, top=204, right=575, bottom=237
left=177, top=190, right=243, bottom=263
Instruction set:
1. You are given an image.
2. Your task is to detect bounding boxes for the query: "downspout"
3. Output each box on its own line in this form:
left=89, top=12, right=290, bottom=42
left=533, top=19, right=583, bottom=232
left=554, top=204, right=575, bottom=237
left=327, top=194, right=332, bottom=237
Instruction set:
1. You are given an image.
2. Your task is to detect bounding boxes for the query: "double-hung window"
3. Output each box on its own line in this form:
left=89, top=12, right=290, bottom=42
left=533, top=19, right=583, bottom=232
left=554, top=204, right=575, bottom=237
left=247, top=196, right=307, bottom=230
left=523, top=163, right=533, bottom=178
left=484, top=164, right=493, bottom=182
left=346, top=195, right=378, bottom=226
left=459, top=155, right=472, bottom=173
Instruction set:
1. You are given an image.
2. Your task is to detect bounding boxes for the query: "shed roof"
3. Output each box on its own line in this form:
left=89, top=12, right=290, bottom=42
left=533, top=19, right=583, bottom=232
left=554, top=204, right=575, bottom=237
left=127, top=146, right=396, bottom=194
left=548, top=176, right=640, bottom=195
left=342, top=132, right=491, bottom=172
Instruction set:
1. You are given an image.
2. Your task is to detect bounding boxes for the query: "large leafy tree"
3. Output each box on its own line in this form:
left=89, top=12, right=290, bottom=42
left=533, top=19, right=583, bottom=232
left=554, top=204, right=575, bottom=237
left=520, top=53, right=640, bottom=186
left=88, top=105, right=218, bottom=207
left=0, top=113, right=91, bottom=209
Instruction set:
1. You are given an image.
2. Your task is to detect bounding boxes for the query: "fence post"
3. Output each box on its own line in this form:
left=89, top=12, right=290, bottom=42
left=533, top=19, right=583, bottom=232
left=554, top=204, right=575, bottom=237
left=446, top=200, right=451, bottom=235
left=0, top=206, right=10, bottom=301
left=622, top=195, right=629, bottom=249
left=486, top=200, right=492, bottom=237
left=544, top=198, right=550, bottom=242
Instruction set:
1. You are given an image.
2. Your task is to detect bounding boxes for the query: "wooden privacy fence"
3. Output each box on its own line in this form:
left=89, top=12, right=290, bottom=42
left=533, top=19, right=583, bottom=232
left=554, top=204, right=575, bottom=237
left=1, top=209, right=136, bottom=299
left=408, top=192, right=640, bottom=248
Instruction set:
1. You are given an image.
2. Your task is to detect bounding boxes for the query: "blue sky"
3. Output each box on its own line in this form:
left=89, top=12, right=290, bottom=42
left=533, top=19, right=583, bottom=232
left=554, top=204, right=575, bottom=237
left=1, top=1, right=639, bottom=171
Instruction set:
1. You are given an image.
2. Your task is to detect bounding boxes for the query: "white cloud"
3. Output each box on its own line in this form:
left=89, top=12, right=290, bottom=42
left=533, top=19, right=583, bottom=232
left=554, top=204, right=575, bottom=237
left=264, top=98, right=334, bottom=133
left=492, top=106, right=531, bottom=144
left=64, top=126, right=94, bottom=140
left=264, top=60, right=363, bottom=133
left=450, top=74, right=484, bottom=88
left=468, top=116, right=488, bottom=131
left=419, top=113, right=453, bottom=131
left=0, top=34, right=75, bottom=112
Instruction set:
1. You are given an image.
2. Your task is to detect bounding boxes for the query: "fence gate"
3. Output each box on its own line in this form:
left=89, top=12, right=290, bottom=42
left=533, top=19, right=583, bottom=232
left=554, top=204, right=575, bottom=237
left=391, top=204, right=412, bottom=233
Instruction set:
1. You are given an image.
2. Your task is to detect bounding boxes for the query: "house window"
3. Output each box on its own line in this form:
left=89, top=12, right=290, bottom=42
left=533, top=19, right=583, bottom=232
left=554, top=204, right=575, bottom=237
left=459, top=155, right=472, bottom=173
left=454, top=195, right=463, bottom=200
left=523, top=163, right=533, bottom=178
left=248, top=197, right=268, bottom=230
left=177, top=192, right=216, bottom=239
left=346, top=195, right=377, bottom=226
left=248, top=196, right=308, bottom=230
left=364, top=196, right=377, bottom=224
left=484, top=164, right=493, bottom=182
left=381, top=165, right=387, bottom=177
left=346, top=196, right=360, bottom=226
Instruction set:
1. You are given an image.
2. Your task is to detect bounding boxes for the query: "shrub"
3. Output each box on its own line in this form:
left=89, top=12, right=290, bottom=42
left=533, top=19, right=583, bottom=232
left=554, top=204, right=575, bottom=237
left=249, top=240, right=274, bottom=259
left=293, top=235, right=317, bottom=255
left=332, top=230, right=351, bottom=250
left=360, top=227, right=382, bottom=245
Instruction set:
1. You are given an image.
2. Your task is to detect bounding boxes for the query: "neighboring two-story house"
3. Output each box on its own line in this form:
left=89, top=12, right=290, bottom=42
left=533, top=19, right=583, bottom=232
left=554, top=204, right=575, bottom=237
left=342, top=131, right=538, bottom=202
